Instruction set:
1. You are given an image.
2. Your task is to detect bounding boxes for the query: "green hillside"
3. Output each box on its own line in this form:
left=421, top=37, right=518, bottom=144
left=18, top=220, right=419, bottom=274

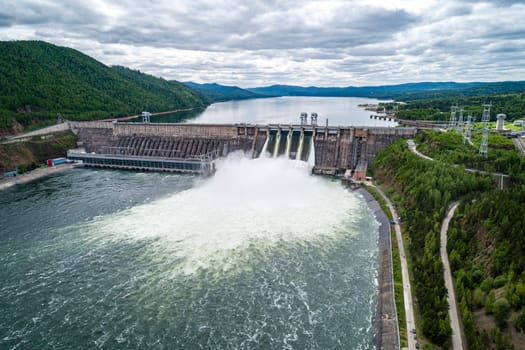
left=0, top=40, right=208, bottom=134
left=372, top=130, right=525, bottom=349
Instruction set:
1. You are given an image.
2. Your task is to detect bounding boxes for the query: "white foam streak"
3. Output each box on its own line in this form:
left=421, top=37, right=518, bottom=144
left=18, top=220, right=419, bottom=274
left=272, top=132, right=281, bottom=158
left=296, top=133, right=304, bottom=161
left=284, top=132, right=292, bottom=158
left=308, top=138, right=315, bottom=167
left=260, top=137, right=269, bottom=158
left=86, top=153, right=359, bottom=273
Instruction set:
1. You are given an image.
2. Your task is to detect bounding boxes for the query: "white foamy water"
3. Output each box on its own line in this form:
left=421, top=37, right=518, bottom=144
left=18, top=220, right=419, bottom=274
left=0, top=155, right=379, bottom=349
left=83, top=153, right=363, bottom=273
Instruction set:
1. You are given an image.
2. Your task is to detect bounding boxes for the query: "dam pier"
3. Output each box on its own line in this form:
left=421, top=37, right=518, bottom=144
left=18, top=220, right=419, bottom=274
left=67, top=121, right=416, bottom=178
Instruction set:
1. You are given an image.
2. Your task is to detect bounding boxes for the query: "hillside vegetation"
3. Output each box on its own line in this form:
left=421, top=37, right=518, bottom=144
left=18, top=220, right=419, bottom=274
left=394, top=93, right=525, bottom=122
left=0, top=41, right=208, bottom=134
left=373, top=130, right=525, bottom=349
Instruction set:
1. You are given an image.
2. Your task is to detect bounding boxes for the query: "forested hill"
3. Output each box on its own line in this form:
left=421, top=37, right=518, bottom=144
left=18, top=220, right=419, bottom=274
left=0, top=41, right=208, bottom=134
left=183, top=82, right=267, bottom=102
left=373, top=130, right=525, bottom=349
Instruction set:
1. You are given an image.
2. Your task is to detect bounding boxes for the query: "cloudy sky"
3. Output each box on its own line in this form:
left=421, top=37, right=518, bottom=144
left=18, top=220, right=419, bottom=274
left=0, top=0, right=524, bottom=87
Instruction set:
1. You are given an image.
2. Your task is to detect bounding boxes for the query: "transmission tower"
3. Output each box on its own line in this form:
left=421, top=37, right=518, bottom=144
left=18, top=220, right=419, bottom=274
left=463, top=114, right=472, bottom=145
left=478, top=103, right=491, bottom=157
left=448, top=104, right=458, bottom=130
left=457, top=108, right=464, bottom=131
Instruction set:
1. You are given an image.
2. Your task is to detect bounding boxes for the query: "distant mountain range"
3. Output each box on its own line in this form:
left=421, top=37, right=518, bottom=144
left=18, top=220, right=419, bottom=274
left=246, top=81, right=525, bottom=100
left=183, top=82, right=267, bottom=102
left=187, top=80, right=525, bottom=102
left=247, top=82, right=476, bottom=97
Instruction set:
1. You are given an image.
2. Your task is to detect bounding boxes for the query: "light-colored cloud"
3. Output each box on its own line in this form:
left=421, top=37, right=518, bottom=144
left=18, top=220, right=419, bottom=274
left=0, top=0, right=523, bottom=86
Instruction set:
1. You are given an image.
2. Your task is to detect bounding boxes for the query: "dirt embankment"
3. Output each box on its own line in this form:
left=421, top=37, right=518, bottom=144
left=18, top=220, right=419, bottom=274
left=0, top=131, right=76, bottom=173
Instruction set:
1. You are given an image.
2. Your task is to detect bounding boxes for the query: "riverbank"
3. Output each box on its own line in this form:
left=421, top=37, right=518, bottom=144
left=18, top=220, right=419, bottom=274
left=0, top=163, right=80, bottom=191
left=355, top=187, right=398, bottom=350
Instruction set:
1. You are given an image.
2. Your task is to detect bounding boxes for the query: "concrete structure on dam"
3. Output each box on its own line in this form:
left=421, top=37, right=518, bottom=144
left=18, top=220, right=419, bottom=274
left=67, top=121, right=417, bottom=177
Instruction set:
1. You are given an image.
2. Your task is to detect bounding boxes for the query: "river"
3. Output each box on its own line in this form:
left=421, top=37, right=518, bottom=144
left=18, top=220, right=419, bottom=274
left=0, top=97, right=389, bottom=349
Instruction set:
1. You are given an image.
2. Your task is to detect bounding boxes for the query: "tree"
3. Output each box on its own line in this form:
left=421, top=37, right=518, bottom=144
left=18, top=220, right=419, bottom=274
left=494, top=298, right=510, bottom=328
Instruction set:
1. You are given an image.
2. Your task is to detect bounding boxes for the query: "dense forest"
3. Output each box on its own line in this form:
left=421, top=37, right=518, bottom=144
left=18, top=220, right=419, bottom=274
left=372, top=130, right=525, bottom=349
left=0, top=41, right=209, bottom=134
left=393, top=93, right=525, bottom=122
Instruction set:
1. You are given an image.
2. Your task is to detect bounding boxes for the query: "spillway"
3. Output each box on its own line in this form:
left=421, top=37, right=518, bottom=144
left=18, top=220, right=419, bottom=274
left=68, top=121, right=417, bottom=177
left=259, top=128, right=314, bottom=162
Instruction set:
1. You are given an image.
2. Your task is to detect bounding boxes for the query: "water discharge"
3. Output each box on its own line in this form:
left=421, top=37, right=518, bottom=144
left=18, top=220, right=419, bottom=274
left=296, top=132, right=304, bottom=160
left=285, top=131, right=293, bottom=158
left=272, top=131, right=281, bottom=158
left=85, top=153, right=361, bottom=274
left=0, top=153, right=379, bottom=349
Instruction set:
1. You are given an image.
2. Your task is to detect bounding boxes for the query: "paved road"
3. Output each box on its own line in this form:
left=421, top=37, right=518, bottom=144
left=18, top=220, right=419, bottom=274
left=1, top=108, right=195, bottom=144
left=370, top=184, right=417, bottom=350
left=407, top=139, right=434, bottom=161
left=0, top=163, right=78, bottom=191
left=407, top=139, right=508, bottom=190
left=99, top=108, right=194, bottom=121
left=406, top=139, right=468, bottom=348
left=1, top=123, right=71, bottom=144
left=358, top=188, right=399, bottom=350
left=441, top=202, right=465, bottom=350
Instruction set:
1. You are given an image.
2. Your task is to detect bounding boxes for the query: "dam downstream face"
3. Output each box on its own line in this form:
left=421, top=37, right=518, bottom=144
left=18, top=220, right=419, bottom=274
left=0, top=155, right=379, bottom=349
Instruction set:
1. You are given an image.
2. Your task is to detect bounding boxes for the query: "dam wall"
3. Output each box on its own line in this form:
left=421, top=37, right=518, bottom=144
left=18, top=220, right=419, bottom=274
left=69, top=121, right=416, bottom=175
left=112, top=123, right=241, bottom=138
left=312, top=127, right=417, bottom=176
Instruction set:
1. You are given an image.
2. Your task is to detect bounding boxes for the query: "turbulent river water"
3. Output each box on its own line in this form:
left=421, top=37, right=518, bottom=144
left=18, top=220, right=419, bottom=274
left=1, top=97, right=387, bottom=349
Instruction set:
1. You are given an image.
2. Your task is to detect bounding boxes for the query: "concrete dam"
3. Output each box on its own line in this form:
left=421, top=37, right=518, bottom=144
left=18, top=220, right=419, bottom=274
left=67, top=121, right=417, bottom=178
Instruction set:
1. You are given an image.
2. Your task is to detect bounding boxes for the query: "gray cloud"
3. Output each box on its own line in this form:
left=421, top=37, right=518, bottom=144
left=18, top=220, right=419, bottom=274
left=0, top=0, right=523, bottom=86
left=0, top=13, right=14, bottom=27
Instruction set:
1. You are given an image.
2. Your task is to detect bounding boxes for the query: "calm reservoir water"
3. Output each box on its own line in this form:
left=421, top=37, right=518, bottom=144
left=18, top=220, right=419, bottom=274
left=141, top=96, right=395, bottom=127
left=1, top=97, right=385, bottom=349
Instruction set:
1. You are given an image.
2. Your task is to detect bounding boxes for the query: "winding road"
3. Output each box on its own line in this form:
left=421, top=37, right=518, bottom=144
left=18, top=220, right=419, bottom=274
left=440, top=202, right=465, bottom=350
left=407, top=138, right=467, bottom=349
left=407, top=139, right=508, bottom=190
